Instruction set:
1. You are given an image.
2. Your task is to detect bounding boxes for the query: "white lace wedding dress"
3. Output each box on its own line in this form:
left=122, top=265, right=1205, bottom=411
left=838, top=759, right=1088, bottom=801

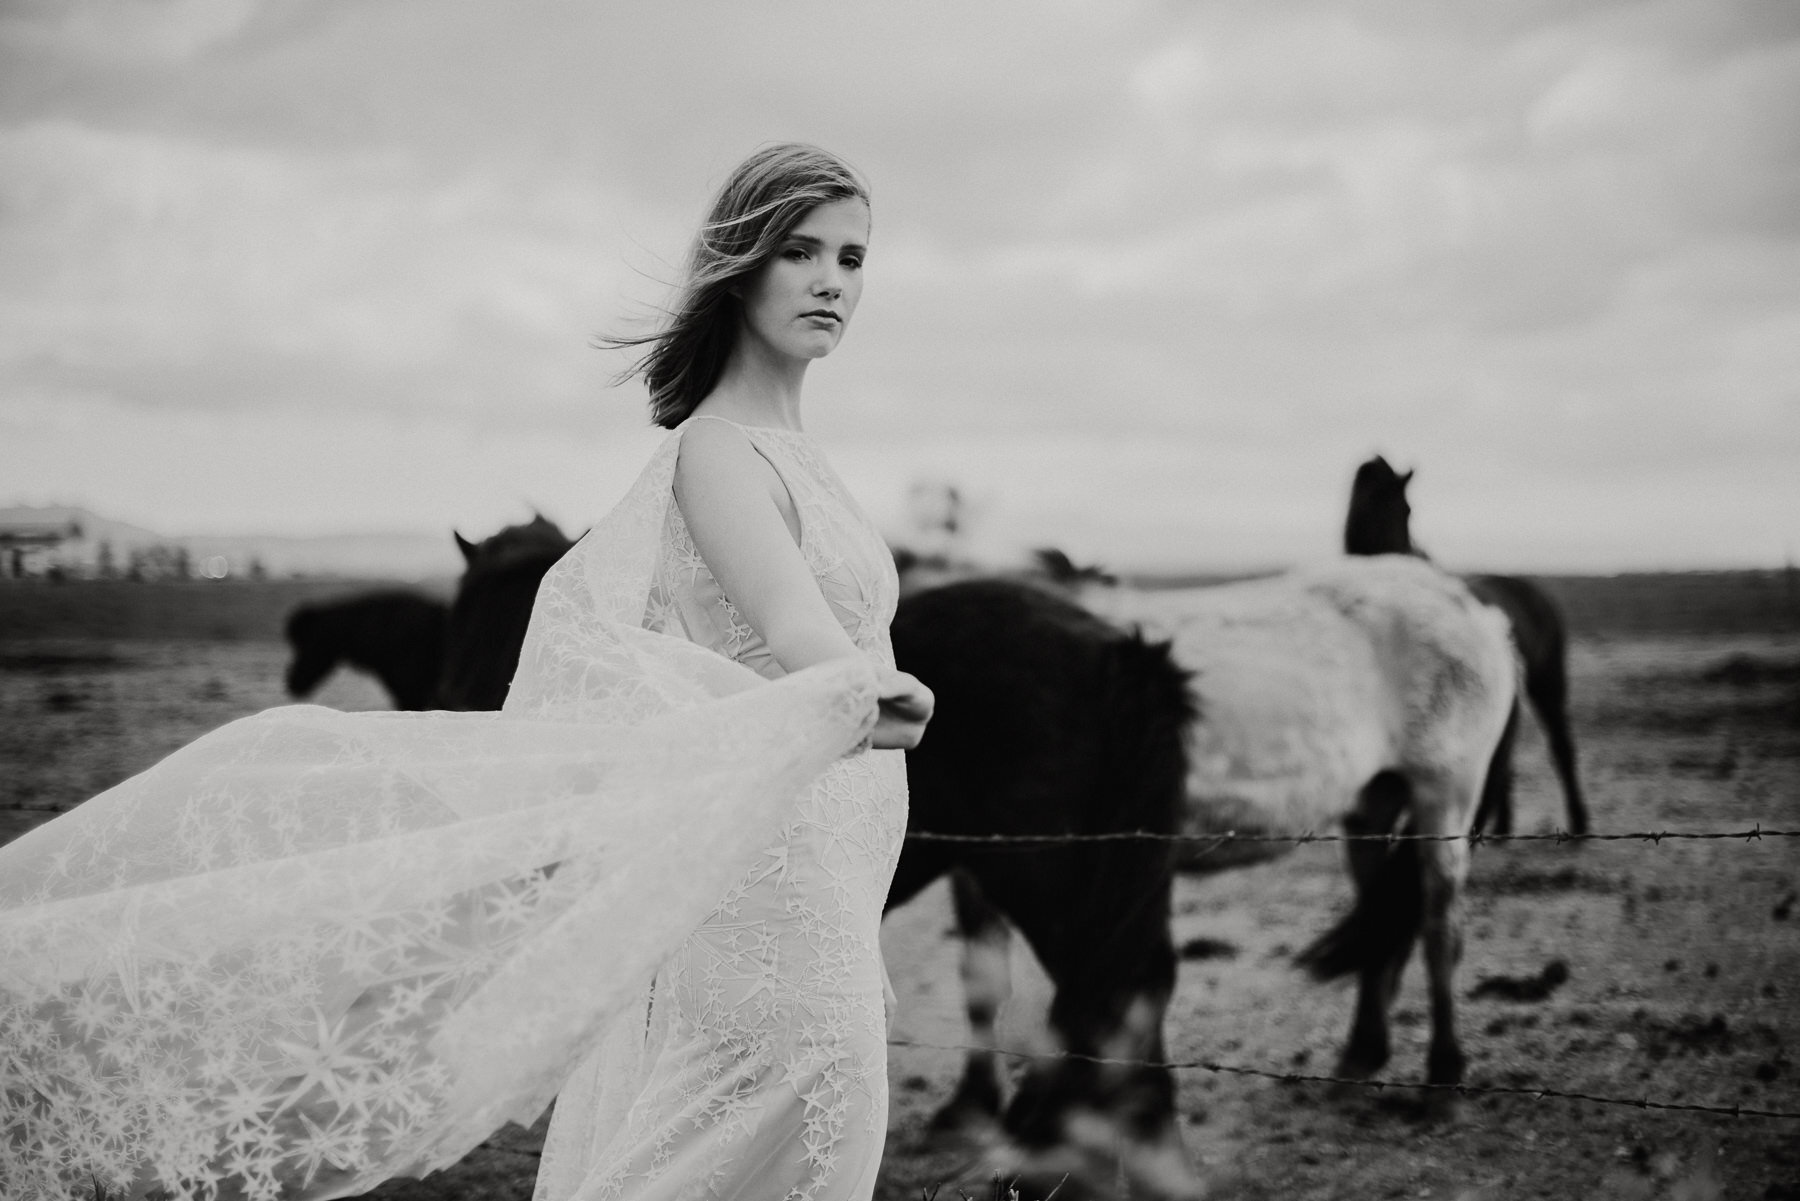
left=532, top=416, right=907, bottom=1201
left=0, top=416, right=906, bottom=1201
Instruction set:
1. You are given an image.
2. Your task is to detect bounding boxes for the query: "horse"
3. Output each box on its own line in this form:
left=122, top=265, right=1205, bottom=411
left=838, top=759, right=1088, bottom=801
left=887, top=579, right=1198, bottom=1197
left=281, top=514, right=579, bottom=713
left=436, top=515, right=579, bottom=710
left=283, top=590, right=449, bottom=711
left=926, top=554, right=1518, bottom=1140
left=1345, top=455, right=1590, bottom=836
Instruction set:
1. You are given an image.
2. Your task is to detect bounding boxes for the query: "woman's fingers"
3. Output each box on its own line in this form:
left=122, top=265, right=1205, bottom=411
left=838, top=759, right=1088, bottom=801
left=869, top=709, right=928, bottom=751
left=877, top=671, right=934, bottom=722
left=877, top=693, right=931, bottom=723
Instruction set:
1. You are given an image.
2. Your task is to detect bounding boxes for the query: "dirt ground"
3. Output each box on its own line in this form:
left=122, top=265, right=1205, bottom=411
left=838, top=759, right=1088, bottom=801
left=1, top=574, right=1796, bottom=1199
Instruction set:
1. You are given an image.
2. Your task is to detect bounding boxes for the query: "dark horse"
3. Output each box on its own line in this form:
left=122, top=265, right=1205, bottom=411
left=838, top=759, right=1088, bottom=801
left=437, top=516, right=578, bottom=710
left=1345, top=455, right=1590, bottom=835
left=295, top=520, right=1203, bottom=1196
left=888, top=580, right=1198, bottom=1197
left=281, top=515, right=576, bottom=712
left=283, top=591, right=448, bottom=711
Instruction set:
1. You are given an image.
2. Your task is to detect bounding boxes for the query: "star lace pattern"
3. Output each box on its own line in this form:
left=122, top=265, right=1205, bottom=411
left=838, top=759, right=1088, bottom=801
left=0, top=420, right=888, bottom=1201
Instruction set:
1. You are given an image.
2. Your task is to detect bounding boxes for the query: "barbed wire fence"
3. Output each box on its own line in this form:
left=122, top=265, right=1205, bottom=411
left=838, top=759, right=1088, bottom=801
left=887, top=821, right=1800, bottom=1125
left=884, top=1039, right=1800, bottom=1122
left=473, top=820, right=1799, bottom=1164
left=903, top=824, right=1798, bottom=847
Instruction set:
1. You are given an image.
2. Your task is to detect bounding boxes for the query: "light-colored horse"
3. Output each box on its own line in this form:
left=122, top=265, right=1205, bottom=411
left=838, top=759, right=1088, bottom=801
left=935, top=554, right=1517, bottom=1139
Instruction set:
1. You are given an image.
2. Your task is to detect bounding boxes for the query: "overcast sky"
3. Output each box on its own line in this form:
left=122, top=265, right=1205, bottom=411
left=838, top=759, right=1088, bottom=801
left=2, top=0, right=1795, bottom=572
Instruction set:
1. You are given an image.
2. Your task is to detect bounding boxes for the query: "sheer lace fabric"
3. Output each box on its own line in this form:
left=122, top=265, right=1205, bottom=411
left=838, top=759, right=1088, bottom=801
left=532, top=417, right=908, bottom=1201
left=0, top=418, right=897, bottom=1201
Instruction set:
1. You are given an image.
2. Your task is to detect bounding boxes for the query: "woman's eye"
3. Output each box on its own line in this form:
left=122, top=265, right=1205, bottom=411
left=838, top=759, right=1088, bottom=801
left=784, top=247, right=809, bottom=261
left=841, top=257, right=863, bottom=270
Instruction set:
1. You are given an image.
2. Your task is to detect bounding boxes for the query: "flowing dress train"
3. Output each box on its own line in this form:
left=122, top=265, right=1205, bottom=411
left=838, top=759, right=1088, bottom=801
left=0, top=416, right=903, bottom=1201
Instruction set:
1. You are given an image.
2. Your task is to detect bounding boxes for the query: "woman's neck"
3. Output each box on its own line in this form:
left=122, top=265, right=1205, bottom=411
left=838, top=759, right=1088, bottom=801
left=696, top=336, right=810, bottom=430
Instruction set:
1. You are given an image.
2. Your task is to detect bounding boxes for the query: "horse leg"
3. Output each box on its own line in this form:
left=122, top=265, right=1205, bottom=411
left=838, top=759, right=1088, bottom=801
left=1472, top=702, right=1520, bottom=837
left=1412, top=770, right=1477, bottom=1119
left=1334, top=771, right=1416, bottom=1080
left=991, top=858, right=1195, bottom=1199
left=1526, top=661, right=1589, bottom=836
left=928, top=870, right=1011, bottom=1136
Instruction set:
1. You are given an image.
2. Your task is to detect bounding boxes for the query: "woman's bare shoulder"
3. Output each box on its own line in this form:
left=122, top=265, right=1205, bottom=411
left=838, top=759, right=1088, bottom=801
left=674, top=417, right=802, bottom=544
left=674, top=416, right=761, bottom=487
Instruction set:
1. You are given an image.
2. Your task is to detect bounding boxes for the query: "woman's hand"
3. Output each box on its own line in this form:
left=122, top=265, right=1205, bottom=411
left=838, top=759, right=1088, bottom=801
left=870, top=668, right=933, bottom=750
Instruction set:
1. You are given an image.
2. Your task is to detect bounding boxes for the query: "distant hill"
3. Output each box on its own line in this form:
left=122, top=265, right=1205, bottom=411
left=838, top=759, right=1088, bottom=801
left=181, top=531, right=461, bottom=581
left=0, top=505, right=165, bottom=550
left=0, top=505, right=460, bottom=581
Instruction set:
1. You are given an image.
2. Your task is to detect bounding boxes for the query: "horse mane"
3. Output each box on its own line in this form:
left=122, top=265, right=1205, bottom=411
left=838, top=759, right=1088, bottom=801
left=457, top=515, right=578, bottom=575
left=1031, top=547, right=1118, bottom=587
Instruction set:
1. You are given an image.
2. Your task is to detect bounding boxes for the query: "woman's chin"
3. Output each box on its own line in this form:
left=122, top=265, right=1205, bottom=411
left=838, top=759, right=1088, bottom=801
left=788, top=331, right=843, bottom=359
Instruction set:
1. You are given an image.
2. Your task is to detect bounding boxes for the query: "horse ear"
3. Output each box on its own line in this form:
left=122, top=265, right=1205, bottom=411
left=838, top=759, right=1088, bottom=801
left=1399, top=468, right=1415, bottom=486
left=454, top=532, right=478, bottom=563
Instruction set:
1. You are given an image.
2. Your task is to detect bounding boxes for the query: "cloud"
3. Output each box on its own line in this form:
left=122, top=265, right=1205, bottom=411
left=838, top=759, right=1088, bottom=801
left=0, top=119, right=648, bottom=426
left=1, top=0, right=1796, bottom=569
left=0, top=0, right=262, bottom=65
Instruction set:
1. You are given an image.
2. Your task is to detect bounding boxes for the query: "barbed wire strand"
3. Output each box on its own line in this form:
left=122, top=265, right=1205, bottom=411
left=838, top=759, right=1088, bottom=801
left=886, top=1038, right=1800, bottom=1122
left=471, top=1027, right=1800, bottom=1163
left=905, top=824, right=1797, bottom=848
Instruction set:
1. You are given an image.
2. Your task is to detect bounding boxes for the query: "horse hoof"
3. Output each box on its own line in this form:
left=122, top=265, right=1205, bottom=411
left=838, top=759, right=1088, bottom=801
left=1422, top=1085, right=1463, bottom=1124
left=926, top=1099, right=1001, bottom=1147
left=1333, top=1046, right=1388, bottom=1082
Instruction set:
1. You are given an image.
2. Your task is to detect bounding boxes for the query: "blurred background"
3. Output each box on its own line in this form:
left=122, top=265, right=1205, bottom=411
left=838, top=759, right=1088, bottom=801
left=4, top=0, right=1796, bottom=580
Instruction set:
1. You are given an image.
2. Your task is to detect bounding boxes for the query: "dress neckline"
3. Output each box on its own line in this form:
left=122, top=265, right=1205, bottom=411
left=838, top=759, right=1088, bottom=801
left=680, top=413, right=809, bottom=438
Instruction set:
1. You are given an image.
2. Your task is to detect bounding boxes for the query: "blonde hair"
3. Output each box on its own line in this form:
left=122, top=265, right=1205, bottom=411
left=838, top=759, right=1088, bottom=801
left=608, top=143, right=870, bottom=429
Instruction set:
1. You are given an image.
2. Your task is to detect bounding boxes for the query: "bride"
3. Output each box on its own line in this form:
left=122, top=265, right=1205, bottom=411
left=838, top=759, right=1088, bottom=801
left=0, top=143, right=932, bottom=1201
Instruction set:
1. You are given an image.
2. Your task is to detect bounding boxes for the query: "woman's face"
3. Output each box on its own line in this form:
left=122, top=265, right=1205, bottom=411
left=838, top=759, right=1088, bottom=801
left=737, top=196, right=869, bottom=363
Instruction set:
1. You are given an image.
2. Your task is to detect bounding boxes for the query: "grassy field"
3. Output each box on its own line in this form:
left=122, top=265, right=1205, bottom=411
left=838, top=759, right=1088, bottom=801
left=1, top=571, right=1796, bottom=1199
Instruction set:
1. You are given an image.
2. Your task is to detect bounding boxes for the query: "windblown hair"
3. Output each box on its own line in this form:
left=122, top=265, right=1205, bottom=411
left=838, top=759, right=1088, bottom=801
left=607, top=143, right=870, bottom=429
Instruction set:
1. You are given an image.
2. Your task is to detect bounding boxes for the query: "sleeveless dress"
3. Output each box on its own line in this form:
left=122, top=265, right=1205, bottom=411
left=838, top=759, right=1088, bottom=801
left=0, top=419, right=901, bottom=1201
left=533, top=415, right=908, bottom=1201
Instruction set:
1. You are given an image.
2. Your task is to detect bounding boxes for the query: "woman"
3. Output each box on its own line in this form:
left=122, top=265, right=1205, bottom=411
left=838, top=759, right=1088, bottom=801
left=0, top=144, right=929, bottom=1201
left=531, top=143, right=930, bottom=1200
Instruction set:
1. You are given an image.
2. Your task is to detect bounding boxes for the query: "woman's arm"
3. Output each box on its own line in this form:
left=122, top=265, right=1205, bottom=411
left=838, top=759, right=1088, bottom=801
left=674, top=419, right=931, bottom=747
left=674, top=419, right=863, bottom=671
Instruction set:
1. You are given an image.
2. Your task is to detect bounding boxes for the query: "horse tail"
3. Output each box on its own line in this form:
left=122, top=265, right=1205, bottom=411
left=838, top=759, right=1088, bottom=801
left=1295, top=773, right=1423, bottom=981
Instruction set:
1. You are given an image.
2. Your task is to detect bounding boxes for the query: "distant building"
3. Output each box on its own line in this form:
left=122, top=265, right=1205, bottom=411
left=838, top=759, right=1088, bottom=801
left=0, top=512, right=86, bottom=578
left=0, top=507, right=185, bottom=580
left=0, top=505, right=460, bottom=581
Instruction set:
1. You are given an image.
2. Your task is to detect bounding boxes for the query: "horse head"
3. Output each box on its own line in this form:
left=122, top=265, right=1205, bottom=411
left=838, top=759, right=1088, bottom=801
left=1344, top=454, right=1418, bottom=557
left=282, top=605, right=337, bottom=698
left=438, top=517, right=578, bottom=710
